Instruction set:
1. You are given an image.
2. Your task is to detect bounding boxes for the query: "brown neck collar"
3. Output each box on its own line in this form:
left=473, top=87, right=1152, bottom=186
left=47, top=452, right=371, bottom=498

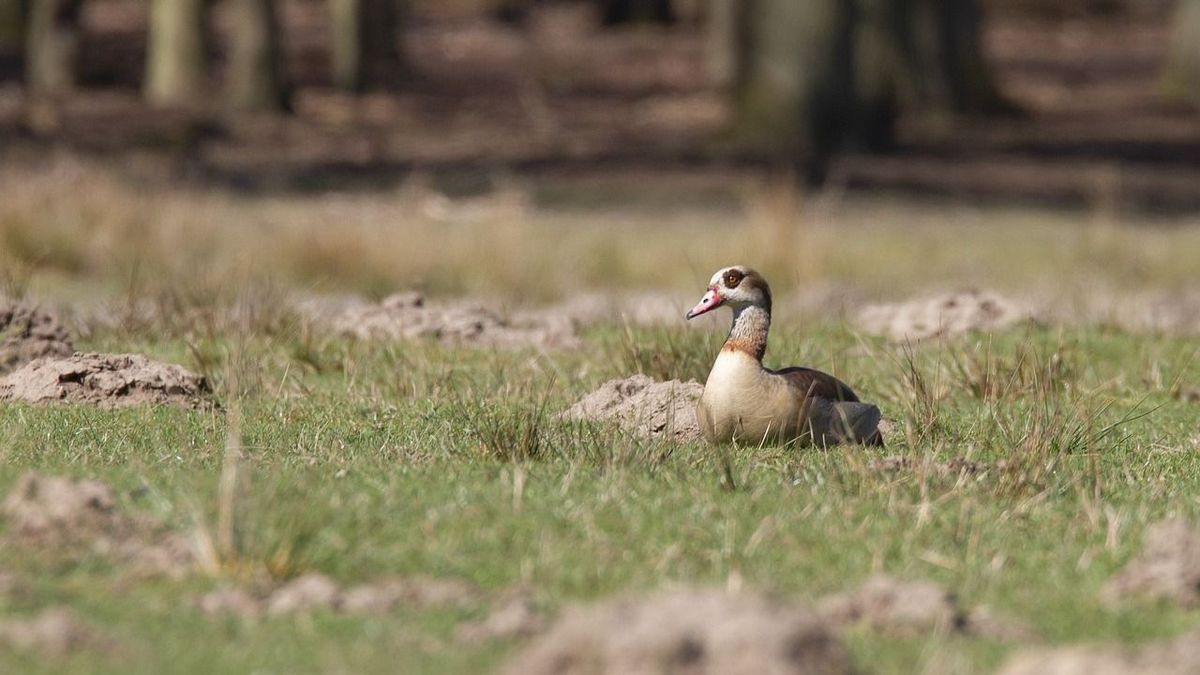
left=723, top=305, right=770, bottom=361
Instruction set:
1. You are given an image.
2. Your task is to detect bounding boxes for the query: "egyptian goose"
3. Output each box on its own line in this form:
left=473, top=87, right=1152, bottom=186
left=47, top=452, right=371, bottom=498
left=685, top=266, right=883, bottom=446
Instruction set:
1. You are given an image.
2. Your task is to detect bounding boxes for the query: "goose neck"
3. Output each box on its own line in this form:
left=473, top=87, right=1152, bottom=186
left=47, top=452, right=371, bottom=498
left=723, top=305, right=770, bottom=361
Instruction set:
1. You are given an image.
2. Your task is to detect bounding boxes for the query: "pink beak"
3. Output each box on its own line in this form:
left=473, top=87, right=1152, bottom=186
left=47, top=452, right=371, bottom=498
left=685, top=287, right=723, bottom=320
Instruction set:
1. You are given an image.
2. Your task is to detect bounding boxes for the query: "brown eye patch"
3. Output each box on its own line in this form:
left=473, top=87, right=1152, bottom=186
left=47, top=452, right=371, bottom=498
left=723, top=270, right=745, bottom=288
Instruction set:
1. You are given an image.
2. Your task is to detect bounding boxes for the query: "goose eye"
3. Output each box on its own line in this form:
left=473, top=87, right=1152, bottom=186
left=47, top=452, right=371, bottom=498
left=724, top=271, right=744, bottom=288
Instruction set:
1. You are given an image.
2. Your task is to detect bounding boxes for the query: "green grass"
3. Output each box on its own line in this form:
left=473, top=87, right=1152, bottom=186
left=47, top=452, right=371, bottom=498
left=0, top=313, right=1198, bottom=674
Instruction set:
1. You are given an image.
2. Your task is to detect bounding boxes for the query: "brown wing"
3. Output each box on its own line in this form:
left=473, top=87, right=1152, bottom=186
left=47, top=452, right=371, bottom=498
left=774, top=367, right=885, bottom=446
left=772, top=366, right=861, bottom=402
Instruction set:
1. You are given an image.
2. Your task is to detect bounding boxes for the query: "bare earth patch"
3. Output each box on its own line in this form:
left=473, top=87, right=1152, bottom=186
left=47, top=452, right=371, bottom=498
left=817, top=576, right=1034, bottom=641
left=197, top=573, right=481, bottom=619
left=561, top=375, right=704, bottom=443
left=0, top=608, right=113, bottom=658
left=0, top=298, right=73, bottom=375
left=856, top=290, right=1034, bottom=341
left=296, top=292, right=579, bottom=350
left=996, top=629, right=1200, bottom=675
left=501, top=589, right=853, bottom=675
left=3, top=472, right=195, bottom=578
left=0, top=353, right=212, bottom=409
left=1104, top=517, right=1200, bottom=607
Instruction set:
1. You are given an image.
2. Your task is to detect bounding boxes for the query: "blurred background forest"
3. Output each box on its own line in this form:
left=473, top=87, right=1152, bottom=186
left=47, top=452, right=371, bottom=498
left=1, top=0, right=1199, bottom=210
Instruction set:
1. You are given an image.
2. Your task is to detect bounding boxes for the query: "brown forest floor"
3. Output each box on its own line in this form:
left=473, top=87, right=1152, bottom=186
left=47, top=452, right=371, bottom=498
left=0, top=0, right=1198, bottom=210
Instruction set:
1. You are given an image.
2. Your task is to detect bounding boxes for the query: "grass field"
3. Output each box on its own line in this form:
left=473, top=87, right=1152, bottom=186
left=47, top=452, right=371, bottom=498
left=0, top=160, right=1198, bottom=673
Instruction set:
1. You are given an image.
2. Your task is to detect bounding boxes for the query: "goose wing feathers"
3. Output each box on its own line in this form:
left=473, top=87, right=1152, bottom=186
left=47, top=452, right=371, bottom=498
left=773, top=366, right=861, bottom=403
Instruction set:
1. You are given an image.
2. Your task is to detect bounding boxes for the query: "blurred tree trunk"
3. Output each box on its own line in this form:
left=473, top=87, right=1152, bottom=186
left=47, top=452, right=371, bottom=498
left=731, top=0, right=856, bottom=160
left=0, top=0, right=26, bottom=52
left=1164, top=0, right=1200, bottom=104
left=25, top=0, right=80, bottom=94
left=145, top=0, right=208, bottom=107
left=329, top=0, right=404, bottom=91
left=901, top=0, right=1006, bottom=114
left=706, top=0, right=738, bottom=87
left=601, top=0, right=674, bottom=25
left=730, top=0, right=1006, bottom=164
left=225, top=0, right=289, bottom=112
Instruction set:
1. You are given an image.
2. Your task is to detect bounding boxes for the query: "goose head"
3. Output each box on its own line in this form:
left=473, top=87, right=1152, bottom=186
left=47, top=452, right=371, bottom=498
left=685, top=265, right=772, bottom=320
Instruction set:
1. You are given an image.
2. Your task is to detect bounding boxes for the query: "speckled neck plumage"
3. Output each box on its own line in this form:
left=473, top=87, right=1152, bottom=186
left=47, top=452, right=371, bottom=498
left=723, top=305, right=770, bottom=361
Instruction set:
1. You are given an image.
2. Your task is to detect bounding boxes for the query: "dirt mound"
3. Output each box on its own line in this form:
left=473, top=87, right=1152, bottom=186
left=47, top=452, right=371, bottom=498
left=546, top=287, right=864, bottom=328
left=3, top=472, right=194, bottom=578
left=856, top=290, right=1033, bottom=341
left=1028, top=286, right=1200, bottom=336
left=0, top=608, right=113, bottom=657
left=501, top=589, right=853, bottom=675
left=1173, top=386, right=1200, bottom=402
left=0, top=571, right=23, bottom=600
left=0, top=298, right=73, bottom=375
left=296, top=292, right=579, bottom=350
left=1045, top=287, right=1200, bottom=336
left=561, top=375, right=704, bottom=443
left=339, top=575, right=481, bottom=614
left=542, top=291, right=689, bottom=327
left=1112, top=290, right=1200, bottom=335
left=869, top=456, right=992, bottom=477
left=4, top=472, right=121, bottom=542
left=1103, top=518, right=1200, bottom=607
left=818, top=576, right=1033, bottom=641
left=197, top=573, right=481, bottom=619
left=996, top=629, right=1200, bottom=675
left=456, top=586, right=545, bottom=644
left=782, top=284, right=868, bottom=322
left=0, top=353, right=211, bottom=409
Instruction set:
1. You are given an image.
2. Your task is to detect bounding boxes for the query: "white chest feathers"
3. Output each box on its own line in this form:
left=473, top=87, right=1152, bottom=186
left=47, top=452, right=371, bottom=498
left=698, top=350, right=790, bottom=442
left=702, top=350, right=766, bottom=403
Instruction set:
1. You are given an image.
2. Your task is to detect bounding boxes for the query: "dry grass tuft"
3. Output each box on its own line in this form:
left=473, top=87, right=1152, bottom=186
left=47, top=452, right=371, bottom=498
left=945, top=336, right=1077, bottom=401
left=602, top=323, right=716, bottom=383
left=462, top=393, right=555, bottom=463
